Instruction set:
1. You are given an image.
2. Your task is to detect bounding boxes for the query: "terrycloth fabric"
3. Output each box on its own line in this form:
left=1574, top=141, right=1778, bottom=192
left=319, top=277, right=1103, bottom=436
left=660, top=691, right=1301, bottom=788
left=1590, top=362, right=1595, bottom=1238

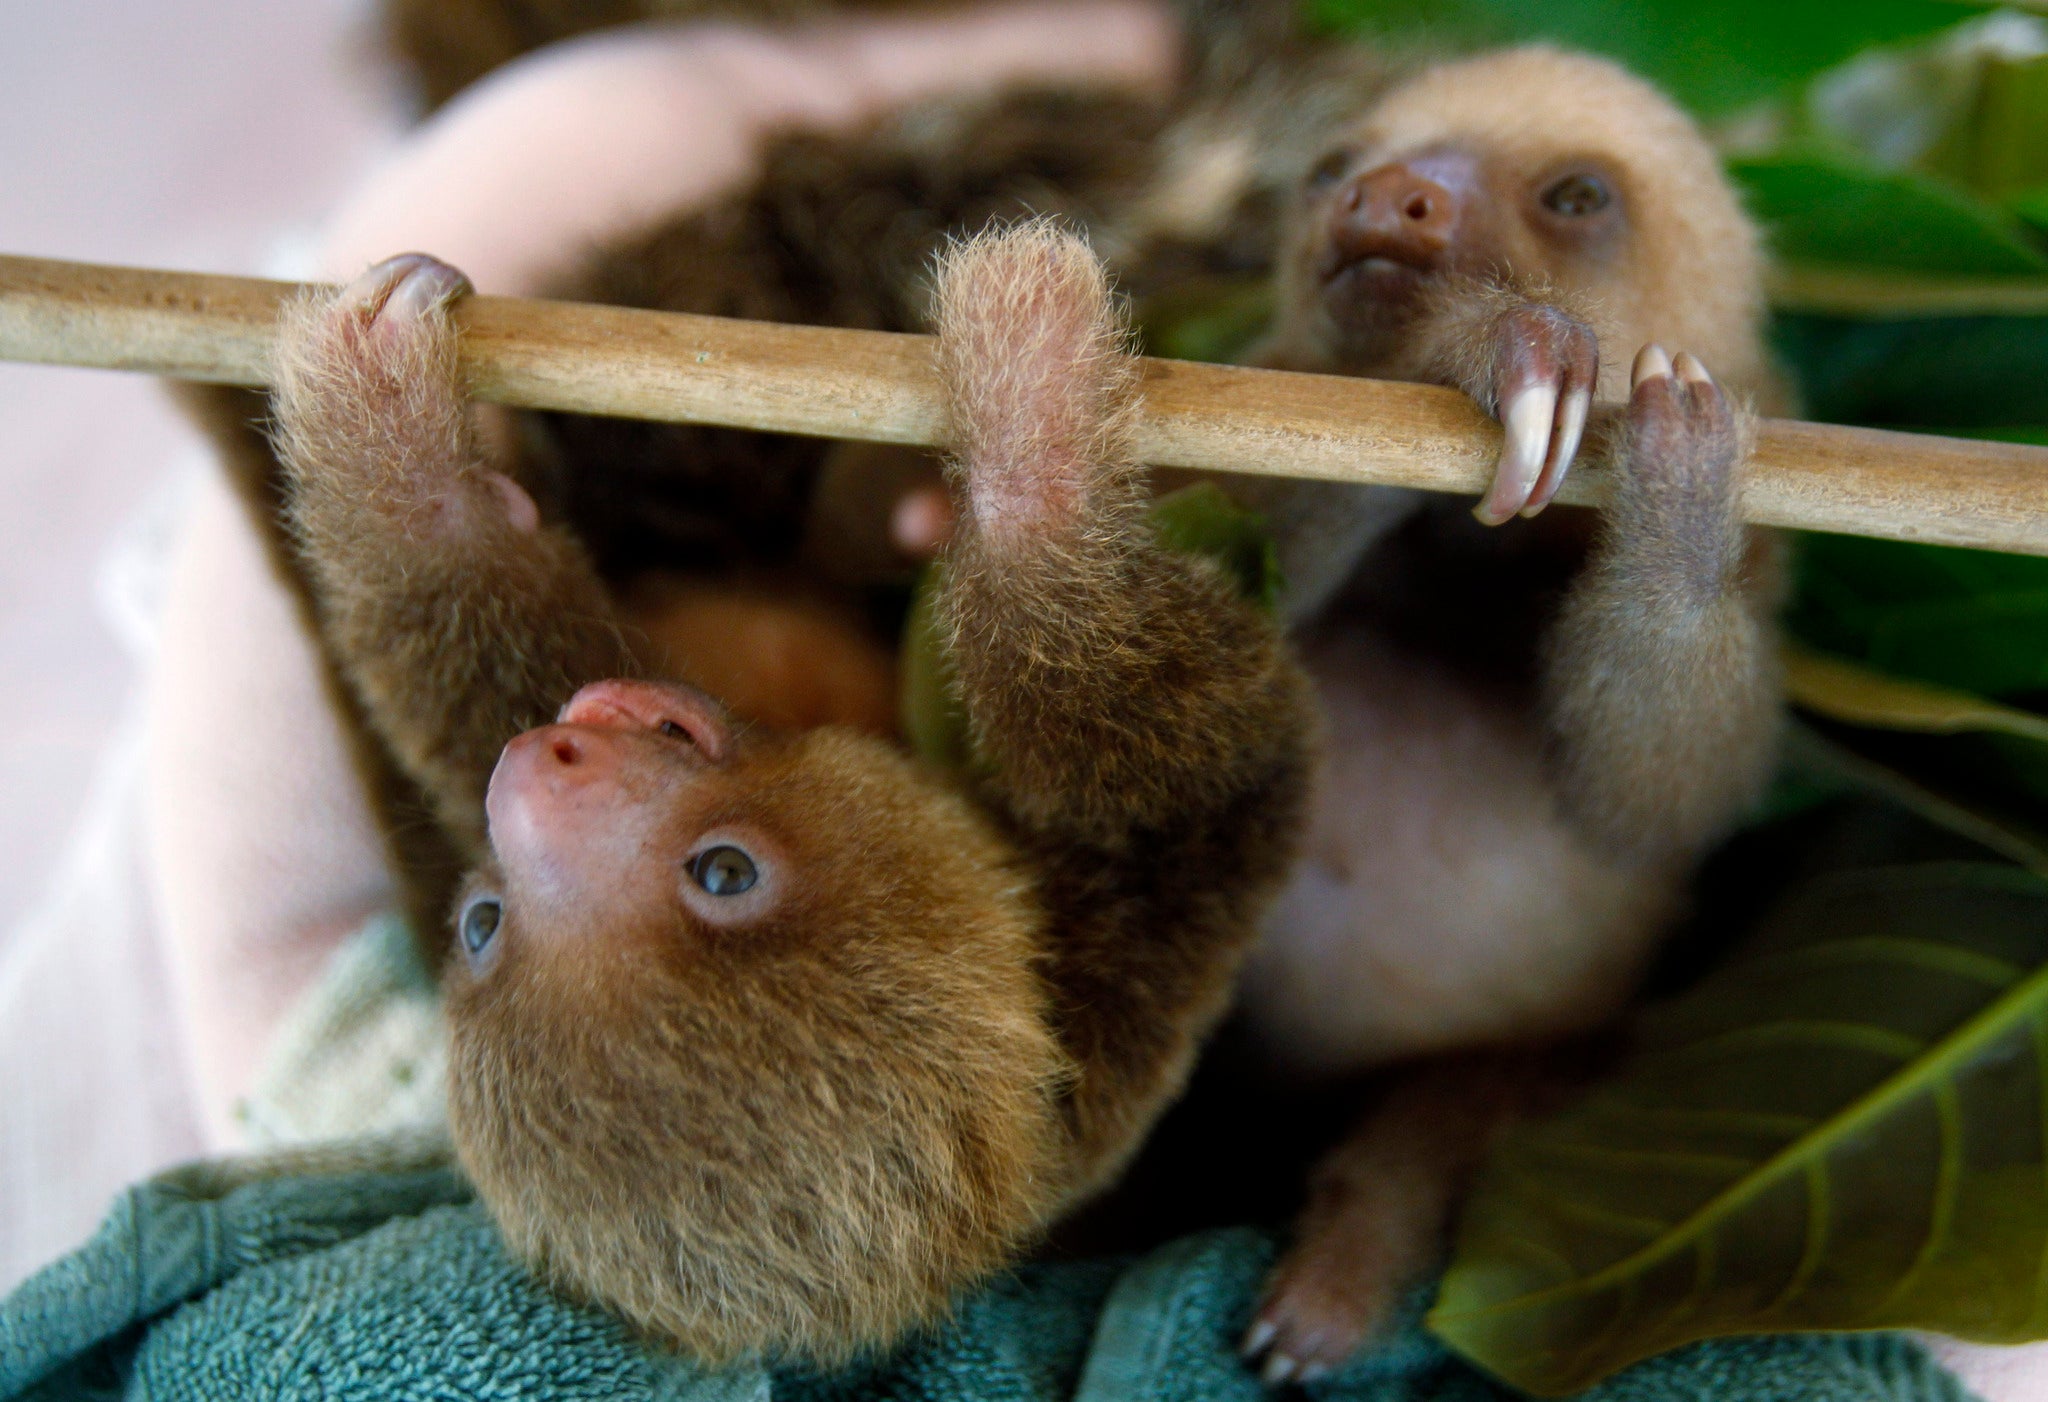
left=0, top=1148, right=1978, bottom=1402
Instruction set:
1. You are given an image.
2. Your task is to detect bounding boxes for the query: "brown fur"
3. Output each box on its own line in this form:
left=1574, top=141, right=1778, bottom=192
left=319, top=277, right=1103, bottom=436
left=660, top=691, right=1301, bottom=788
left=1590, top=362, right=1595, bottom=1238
left=267, top=231, right=1310, bottom=1363
left=1249, top=45, right=1786, bottom=873
left=449, top=728, right=1068, bottom=1361
left=1262, top=48, right=1777, bottom=399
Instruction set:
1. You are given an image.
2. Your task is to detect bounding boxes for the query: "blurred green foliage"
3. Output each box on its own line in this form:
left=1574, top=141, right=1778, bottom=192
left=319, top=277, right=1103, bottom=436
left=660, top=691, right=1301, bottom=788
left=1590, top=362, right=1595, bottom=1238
left=1731, top=154, right=2048, bottom=274
left=1774, top=316, right=2048, bottom=425
left=1306, top=0, right=1993, bottom=115
left=1790, top=536, right=2048, bottom=700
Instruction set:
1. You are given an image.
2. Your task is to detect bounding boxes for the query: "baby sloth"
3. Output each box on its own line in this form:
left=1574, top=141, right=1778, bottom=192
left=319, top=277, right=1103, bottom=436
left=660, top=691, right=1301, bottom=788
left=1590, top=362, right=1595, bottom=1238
left=269, top=229, right=1310, bottom=1363
left=1225, top=48, right=1789, bottom=1382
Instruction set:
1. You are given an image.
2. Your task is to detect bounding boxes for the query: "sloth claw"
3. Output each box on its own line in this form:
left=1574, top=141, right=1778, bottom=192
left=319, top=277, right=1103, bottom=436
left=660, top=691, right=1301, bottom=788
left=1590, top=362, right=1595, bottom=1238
left=343, top=251, right=472, bottom=327
left=1241, top=1245, right=1397, bottom=1388
left=299, top=253, right=526, bottom=535
left=1630, top=342, right=1674, bottom=390
left=1523, top=386, right=1589, bottom=516
left=1475, top=305, right=1599, bottom=525
left=1478, top=382, right=1556, bottom=526
left=1627, top=343, right=1733, bottom=449
left=1672, top=349, right=1712, bottom=385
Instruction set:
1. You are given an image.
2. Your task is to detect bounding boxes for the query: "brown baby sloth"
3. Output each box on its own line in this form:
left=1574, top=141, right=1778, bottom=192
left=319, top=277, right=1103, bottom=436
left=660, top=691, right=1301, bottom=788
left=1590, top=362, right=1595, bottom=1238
left=264, top=226, right=1311, bottom=1363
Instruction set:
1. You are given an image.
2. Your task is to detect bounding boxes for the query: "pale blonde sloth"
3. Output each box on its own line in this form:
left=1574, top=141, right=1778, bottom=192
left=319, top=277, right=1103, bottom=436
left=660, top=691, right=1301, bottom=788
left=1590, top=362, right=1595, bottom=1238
left=1212, top=48, right=1790, bottom=1382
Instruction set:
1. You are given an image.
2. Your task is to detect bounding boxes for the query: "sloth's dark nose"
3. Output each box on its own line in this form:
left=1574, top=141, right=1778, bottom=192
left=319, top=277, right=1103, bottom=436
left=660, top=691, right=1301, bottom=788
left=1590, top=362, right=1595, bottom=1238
left=1329, top=160, right=1462, bottom=268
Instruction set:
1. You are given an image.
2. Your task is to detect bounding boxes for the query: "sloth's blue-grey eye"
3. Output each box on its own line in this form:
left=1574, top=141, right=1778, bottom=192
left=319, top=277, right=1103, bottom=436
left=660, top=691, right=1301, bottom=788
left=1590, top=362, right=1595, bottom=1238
left=1307, top=148, right=1354, bottom=192
left=460, top=896, right=502, bottom=955
left=1542, top=172, right=1611, bottom=216
left=689, top=846, right=758, bottom=896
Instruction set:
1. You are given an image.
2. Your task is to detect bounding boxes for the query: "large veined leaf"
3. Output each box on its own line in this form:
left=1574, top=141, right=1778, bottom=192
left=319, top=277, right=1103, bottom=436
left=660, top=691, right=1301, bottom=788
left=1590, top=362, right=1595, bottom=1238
left=1430, top=862, right=2048, bottom=1395
left=1306, top=0, right=1999, bottom=117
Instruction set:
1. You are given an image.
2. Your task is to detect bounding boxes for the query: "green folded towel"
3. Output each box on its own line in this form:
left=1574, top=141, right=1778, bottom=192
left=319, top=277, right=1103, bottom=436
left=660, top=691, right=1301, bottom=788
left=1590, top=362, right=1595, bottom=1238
left=0, top=1145, right=1976, bottom=1402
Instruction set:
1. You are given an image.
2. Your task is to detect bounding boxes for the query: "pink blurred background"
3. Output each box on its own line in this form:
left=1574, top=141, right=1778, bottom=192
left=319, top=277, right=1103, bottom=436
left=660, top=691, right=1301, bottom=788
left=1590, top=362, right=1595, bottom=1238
left=0, top=0, right=395, bottom=1287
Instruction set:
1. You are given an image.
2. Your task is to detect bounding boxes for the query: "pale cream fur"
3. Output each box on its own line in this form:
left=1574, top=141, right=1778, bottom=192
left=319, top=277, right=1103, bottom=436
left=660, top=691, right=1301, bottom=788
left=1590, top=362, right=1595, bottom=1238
left=1340, top=47, right=1771, bottom=403
left=1243, top=48, right=1777, bottom=1072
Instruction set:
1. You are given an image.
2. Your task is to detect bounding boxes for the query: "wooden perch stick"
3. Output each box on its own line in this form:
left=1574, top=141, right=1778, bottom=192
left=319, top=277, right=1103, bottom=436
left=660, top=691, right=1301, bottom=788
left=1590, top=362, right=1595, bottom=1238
left=2, top=253, right=2044, bottom=555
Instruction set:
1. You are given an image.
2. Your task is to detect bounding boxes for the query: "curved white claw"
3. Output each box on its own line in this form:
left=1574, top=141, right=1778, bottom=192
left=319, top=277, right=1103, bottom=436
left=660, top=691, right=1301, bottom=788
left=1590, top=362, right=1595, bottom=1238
left=1261, top=1352, right=1300, bottom=1387
left=1632, top=342, right=1673, bottom=390
left=1476, top=383, right=1557, bottom=525
left=1522, top=386, right=1590, bottom=516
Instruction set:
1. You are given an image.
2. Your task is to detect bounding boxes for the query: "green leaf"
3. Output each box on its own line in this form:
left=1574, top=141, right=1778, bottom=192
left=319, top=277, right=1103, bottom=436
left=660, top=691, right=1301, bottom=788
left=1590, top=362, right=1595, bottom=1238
left=1306, top=0, right=2000, bottom=117
left=1135, top=275, right=1273, bottom=366
left=1732, top=154, right=2048, bottom=274
left=1785, top=646, right=2048, bottom=742
left=1785, top=535, right=2048, bottom=701
left=2014, top=184, right=2048, bottom=235
left=1431, top=861, right=2048, bottom=1394
left=1780, top=647, right=2048, bottom=838
left=1145, top=484, right=1285, bottom=614
left=1924, top=51, right=2048, bottom=197
left=1769, top=264, right=2048, bottom=317
left=1781, top=724, right=2048, bottom=874
left=898, top=565, right=971, bottom=777
left=1773, top=313, right=2048, bottom=425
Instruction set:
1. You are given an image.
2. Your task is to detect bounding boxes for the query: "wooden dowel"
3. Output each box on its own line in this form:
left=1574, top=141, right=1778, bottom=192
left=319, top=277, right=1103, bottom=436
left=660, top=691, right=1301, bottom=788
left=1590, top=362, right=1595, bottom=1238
left=2, top=253, right=2044, bottom=555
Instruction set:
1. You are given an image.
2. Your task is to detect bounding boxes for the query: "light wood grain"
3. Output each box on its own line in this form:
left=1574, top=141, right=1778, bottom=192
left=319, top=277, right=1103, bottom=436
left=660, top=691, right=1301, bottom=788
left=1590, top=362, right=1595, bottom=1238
left=3, top=253, right=2044, bottom=555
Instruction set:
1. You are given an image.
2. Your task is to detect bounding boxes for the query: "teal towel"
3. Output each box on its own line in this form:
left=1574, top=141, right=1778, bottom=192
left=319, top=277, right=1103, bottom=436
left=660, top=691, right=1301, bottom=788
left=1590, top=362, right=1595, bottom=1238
left=1, top=1151, right=1977, bottom=1402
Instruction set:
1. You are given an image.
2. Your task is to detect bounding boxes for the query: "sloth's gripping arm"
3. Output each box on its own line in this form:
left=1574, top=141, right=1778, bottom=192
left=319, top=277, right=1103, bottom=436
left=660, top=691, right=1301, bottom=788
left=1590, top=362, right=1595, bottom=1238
left=270, top=256, right=637, bottom=849
left=931, top=225, right=1313, bottom=1191
left=1539, top=345, right=1782, bottom=864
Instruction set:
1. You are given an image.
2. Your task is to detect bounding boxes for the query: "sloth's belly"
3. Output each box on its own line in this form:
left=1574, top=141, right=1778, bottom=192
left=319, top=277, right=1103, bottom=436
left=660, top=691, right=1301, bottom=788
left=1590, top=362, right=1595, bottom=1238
left=1238, top=628, right=1672, bottom=1074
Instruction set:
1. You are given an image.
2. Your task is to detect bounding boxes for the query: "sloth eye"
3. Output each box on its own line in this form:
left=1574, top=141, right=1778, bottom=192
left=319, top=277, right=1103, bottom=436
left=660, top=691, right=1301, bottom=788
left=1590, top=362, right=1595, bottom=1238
left=1306, top=148, right=1354, bottom=192
left=1541, top=172, right=1612, bottom=217
left=460, top=896, right=502, bottom=955
left=690, top=845, right=758, bottom=896
left=657, top=719, right=689, bottom=740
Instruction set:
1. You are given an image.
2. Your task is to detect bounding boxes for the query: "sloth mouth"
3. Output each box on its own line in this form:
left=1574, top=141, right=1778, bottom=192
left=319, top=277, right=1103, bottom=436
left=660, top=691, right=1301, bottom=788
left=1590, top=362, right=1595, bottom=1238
left=558, top=679, right=731, bottom=763
left=1317, top=255, right=1429, bottom=341
left=1319, top=251, right=1430, bottom=293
